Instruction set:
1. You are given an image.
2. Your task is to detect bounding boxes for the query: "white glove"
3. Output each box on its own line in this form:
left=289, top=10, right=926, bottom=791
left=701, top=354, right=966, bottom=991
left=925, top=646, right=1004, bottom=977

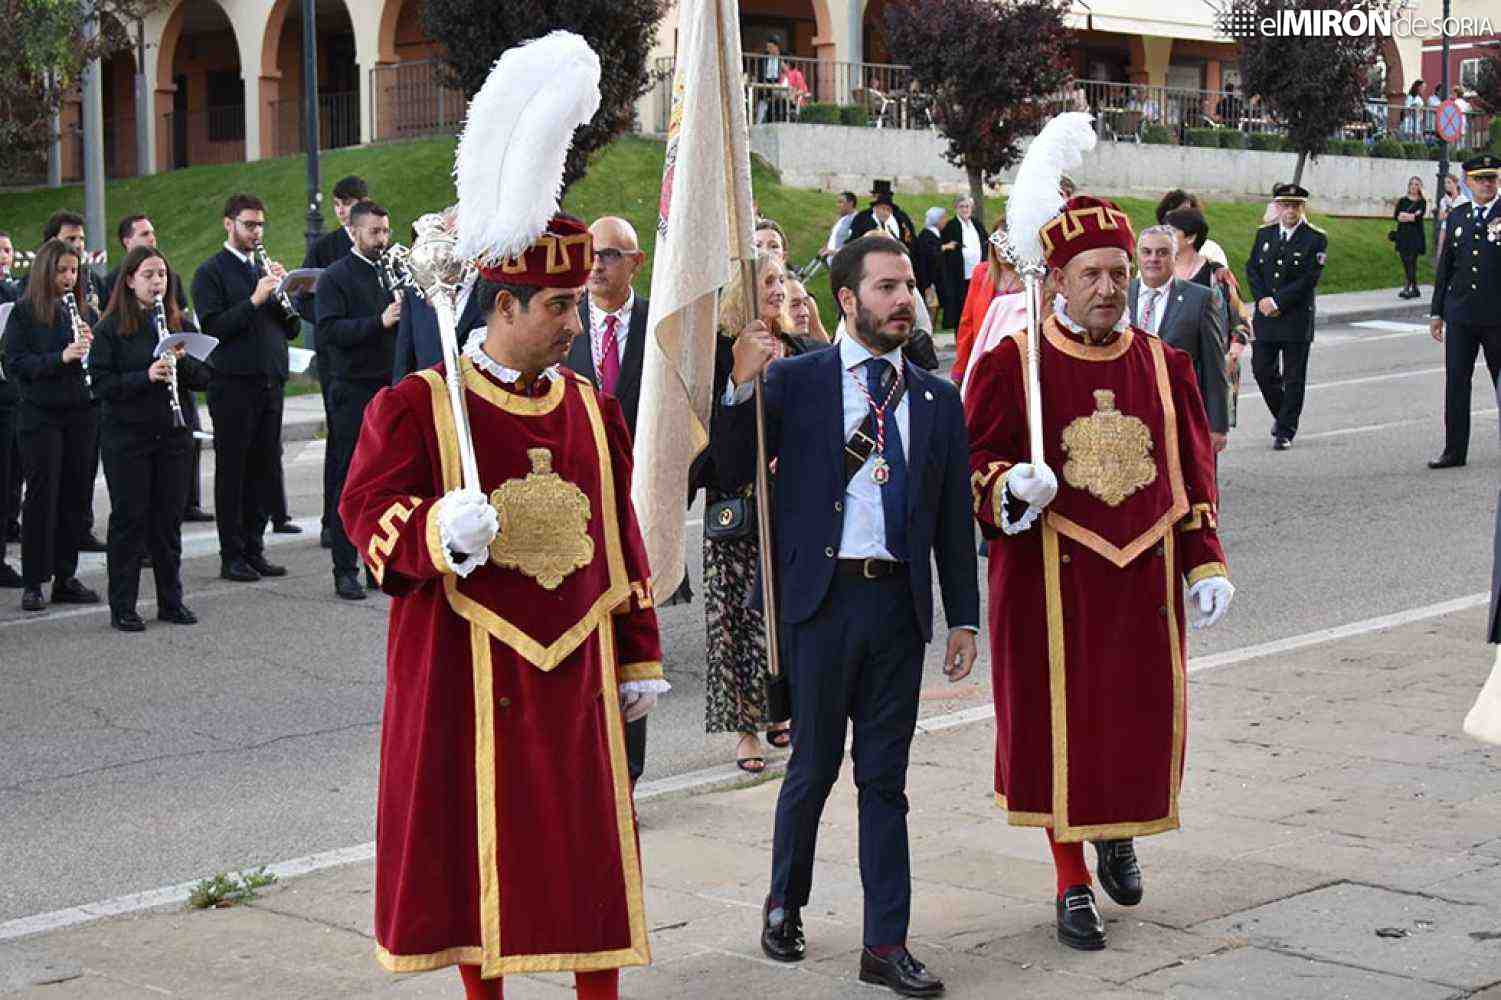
left=437, top=488, right=498, bottom=577
left=621, top=690, right=657, bottom=723
left=1007, top=462, right=1059, bottom=509
left=1187, top=576, right=1234, bottom=630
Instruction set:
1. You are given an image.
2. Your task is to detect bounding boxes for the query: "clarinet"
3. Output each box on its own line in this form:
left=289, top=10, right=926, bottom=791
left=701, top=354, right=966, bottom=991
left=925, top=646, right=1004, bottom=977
left=153, top=295, right=187, bottom=430
left=252, top=241, right=297, bottom=316
left=61, top=291, right=91, bottom=392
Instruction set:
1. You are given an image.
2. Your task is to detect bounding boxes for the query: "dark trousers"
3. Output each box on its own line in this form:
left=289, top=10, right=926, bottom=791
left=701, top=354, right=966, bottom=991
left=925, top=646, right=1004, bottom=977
left=1440, top=322, right=1501, bottom=461
left=328, top=378, right=384, bottom=577
left=319, top=354, right=335, bottom=533
left=1251, top=340, right=1311, bottom=440
left=0, top=398, right=15, bottom=563
left=83, top=404, right=101, bottom=534
left=625, top=717, right=646, bottom=783
left=102, top=427, right=189, bottom=614
left=770, top=572, right=925, bottom=948
left=6, top=420, right=20, bottom=533
left=18, top=404, right=97, bottom=587
left=182, top=390, right=204, bottom=512
left=208, top=376, right=283, bottom=563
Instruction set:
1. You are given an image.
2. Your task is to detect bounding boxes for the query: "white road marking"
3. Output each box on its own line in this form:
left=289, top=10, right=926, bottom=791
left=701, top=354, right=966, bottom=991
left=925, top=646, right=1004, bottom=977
left=1226, top=408, right=1496, bottom=451
left=1, top=590, right=1488, bottom=942
left=1242, top=365, right=1445, bottom=401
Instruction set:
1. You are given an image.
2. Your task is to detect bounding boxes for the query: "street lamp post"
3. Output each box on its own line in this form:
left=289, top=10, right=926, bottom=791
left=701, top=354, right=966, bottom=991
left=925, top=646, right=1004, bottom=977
left=302, top=0, right=324, bottom=255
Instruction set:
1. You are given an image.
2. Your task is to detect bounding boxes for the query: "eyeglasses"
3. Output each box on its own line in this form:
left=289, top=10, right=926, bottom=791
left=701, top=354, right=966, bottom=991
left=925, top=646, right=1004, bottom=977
left=593, top=248, right=633, bottom=266
left=236, top=219, right=266, bottom=230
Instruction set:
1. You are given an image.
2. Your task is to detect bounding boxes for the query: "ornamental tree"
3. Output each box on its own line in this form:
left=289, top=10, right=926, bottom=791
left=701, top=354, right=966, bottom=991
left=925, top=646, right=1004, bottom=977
left=884, top=0, right=1074, bottom=231
left=422, top=0, right=669, bottom=194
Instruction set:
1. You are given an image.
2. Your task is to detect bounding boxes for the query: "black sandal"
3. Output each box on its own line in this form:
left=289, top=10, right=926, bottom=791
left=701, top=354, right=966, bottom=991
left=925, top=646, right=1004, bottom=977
left=737, top=756, right=765, bottom=773
left=766, top=727, right=793, bottom=749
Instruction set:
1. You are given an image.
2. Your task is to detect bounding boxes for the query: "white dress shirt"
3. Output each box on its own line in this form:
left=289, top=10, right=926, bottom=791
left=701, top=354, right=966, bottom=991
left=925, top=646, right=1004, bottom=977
left=826, top=213, right=854, bottom=253
left=588, top=291, right=633, bottom=373
left=834, top=335, right=910, bottom=561
left=1136, top=279, right=1170, bottom=335
left=959, top=218, right=982, bottom=275
left=223, top=242, right=254, bottom=268
left=1278, top=218, right=1304, bottom=242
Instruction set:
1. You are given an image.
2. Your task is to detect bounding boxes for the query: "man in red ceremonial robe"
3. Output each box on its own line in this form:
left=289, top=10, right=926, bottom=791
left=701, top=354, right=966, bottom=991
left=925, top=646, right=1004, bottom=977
left=340, top=214, right=665, bottom=1000
left=964, top=195, right=1233, bottom=952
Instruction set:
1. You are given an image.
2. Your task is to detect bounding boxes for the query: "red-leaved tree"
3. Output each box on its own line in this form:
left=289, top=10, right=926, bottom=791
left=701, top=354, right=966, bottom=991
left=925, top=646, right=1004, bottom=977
left=884, top=0, right=1074, bottom=231
left=1229, top=0, right=1391, bottom=183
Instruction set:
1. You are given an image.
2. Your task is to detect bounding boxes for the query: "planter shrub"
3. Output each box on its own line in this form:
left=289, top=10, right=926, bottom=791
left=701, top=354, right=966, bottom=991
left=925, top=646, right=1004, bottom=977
left=1371, top=138, right=1405, bottom=159
left=1184, top=127, right=1221, bottom=148
left=1402, top=141, right=1429, bottom=159
left=838, top=105, right=871, bottom=127
left=797, top=103, right=840, bottom=125
left=1219, top=129, right=1247, bottom=149
left=1246, top=132, right=1281, bottom=151
left=1140, top=123, right=1174, bottom=144
left=1491, top=119, right=1501, bottom=154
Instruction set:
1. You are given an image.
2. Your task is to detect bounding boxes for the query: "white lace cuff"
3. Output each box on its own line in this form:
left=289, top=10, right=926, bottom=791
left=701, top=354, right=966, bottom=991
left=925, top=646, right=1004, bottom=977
left=619, top=679, right=672, bottom=697
left=437, top=506, right=490, bottom=578
left=1000, top=480, right=1043, bottom=536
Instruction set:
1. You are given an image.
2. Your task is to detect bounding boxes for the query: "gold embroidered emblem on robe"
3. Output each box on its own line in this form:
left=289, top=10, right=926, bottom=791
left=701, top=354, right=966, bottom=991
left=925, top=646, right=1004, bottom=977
left=489, top=448, right=595, bottom=589
left=1061, top=389, right=1158, bottom=507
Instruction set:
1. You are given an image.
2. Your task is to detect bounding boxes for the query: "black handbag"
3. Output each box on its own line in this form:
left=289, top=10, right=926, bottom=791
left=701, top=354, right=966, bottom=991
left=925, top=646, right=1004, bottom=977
left=705, top=495, right=755, bottom=541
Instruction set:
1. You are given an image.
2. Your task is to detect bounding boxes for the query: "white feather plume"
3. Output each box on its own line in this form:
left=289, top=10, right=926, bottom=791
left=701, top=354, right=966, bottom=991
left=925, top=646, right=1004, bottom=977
left=452, top=31, right=602, bottom=264
left=1005, top=112, right=1098, bottom=266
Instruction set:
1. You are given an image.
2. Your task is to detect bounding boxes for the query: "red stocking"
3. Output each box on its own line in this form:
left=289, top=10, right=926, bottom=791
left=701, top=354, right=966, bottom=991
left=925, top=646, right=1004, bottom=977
left=458, top=964, right=503, bottom=999
left=1045, top=828, right=1091, bottom=899
left=574, top=969, right=619, bottom=999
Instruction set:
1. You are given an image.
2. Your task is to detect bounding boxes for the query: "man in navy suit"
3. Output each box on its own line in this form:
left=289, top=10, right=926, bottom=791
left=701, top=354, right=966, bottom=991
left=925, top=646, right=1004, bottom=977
left=716, top=235, right=979, bottom=997
left=390, top=272, right=487, bottom=383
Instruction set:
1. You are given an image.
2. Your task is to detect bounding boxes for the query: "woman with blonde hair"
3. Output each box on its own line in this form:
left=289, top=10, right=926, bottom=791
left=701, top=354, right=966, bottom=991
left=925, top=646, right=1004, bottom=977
left=700, top=252, right=809, bottom=770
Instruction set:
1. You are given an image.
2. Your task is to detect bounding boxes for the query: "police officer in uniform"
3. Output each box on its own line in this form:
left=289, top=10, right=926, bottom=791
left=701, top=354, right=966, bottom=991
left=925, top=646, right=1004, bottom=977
left=1246, top=182, right=1328, bottom=450
left=1428, top=154, right=1501, bottom=470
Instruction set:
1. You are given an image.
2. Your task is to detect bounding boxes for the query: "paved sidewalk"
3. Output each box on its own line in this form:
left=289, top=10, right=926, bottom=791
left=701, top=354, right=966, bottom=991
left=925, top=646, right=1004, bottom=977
left=4, top=605, right=1499, bottom=998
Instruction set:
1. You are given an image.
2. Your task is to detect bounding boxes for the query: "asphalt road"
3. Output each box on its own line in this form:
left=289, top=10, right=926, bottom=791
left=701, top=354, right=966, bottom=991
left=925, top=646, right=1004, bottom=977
left=0, top=317, right=1494, bottom=924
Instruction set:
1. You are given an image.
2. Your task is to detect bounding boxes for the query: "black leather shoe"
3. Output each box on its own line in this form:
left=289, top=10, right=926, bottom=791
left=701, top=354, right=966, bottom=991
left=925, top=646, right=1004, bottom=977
left=21, top=587, right=45, bottom=612
left=319, top=527, right=332, bottom=549
left=1272, top=435, right=1291, bottom=451
left=858, top=947, right=945, bottom=997
left=272, top=519, right=303, bottom=535
left=111, top=610, right=146, bottom=632
left=52, top=578, right=100, bottom=604
left=335, top=573, right=367, bottom=601
left=760, top=899, right=806, bottom=963
left=0, top=562, right=22, bottom=588
left=1056, top=885, right=1107, bottom=950
left=1428, top=453, right=1466, bottom=469
left=183, top=507, right=215, bottom=523
left=158, top=604, right=198, bottom=625
left=78, top=532, right=107, bottom=553
left=1094, top=839, right=1143, bottom=906
left=220, top=559, right=261, bottom=582
left=244, top=553, right=286, bottom=577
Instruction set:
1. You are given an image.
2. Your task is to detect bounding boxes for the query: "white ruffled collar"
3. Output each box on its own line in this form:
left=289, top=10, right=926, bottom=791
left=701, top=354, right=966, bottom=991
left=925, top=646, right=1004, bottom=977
left=462, top=329, right=560, bottom=384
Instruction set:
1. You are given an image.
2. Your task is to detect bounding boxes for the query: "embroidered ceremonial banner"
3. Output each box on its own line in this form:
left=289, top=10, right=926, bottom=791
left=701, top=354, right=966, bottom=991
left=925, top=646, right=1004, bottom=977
left=631, top=0, right=756, bottom=602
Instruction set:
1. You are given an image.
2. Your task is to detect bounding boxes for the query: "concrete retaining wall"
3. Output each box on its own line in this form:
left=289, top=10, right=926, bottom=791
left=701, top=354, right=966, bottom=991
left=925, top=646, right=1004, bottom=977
left=750, top=123, right=1435, bottom=217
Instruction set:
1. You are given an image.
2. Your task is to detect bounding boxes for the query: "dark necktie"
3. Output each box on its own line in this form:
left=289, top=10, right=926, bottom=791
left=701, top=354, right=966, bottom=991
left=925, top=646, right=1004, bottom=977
left=865, top=357, right=908, bottom=561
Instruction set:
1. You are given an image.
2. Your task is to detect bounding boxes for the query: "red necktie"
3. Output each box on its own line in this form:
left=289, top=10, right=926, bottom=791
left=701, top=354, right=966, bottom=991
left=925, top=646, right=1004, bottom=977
left=599, top=315, right=621, bottom=395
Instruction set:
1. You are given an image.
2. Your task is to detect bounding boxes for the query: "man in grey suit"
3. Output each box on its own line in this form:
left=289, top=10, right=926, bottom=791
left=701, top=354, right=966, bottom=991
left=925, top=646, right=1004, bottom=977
left=1129, top=226, right=1230, bottom=451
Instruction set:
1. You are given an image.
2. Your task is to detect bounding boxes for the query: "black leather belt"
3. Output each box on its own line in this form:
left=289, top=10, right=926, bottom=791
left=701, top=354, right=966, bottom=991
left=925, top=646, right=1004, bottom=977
left=836, top=558, right=904, bottom=578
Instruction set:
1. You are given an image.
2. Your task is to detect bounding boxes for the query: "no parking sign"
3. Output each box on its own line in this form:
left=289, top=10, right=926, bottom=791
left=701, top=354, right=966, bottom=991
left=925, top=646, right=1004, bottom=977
left=1436, top=100, right=1464, bottom=144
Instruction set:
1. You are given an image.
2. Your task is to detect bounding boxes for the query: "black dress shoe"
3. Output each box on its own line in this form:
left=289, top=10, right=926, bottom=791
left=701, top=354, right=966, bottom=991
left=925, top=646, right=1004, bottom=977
left=244, top=553, right=287, bottom=577
left=319, top=527, right=332, bottom=549
left=1428, top=453, right=1466, bottom=469
left=183, top=507, right=215, bottom=523
left=51, top=578, right=100, bottom=604
left=21, top=587, right=45, bottom=612
left=1056, top=885, right=1107, bottom=950
left=272, top=519, right=303, bottom=535
left=1272, top=435, right=1291, bottom=451
left=335, top=573, right=367, bottom=601
left=111, top=610, right=146, bottom=632
left=760, top=899, right=806, bottom=963
left=220, top=559, right=261, bottom=582
left=78, top=532, right=107, bottom=553
left=1094, top=839, right=1143, bottom=906
left=158, top=604, right=198, bottom=625
left=858, top=947, right=945, bottom=997
left=0, top=562, right=22, bottom=588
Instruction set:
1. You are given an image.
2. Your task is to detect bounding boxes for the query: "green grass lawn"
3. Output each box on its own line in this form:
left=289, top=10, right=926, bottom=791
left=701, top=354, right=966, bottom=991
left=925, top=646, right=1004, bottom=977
left=0, top=133, right=1429, bottom=331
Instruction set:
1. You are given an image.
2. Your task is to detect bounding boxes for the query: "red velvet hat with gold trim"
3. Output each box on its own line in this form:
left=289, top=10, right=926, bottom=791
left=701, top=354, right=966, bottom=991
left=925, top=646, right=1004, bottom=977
left=475, top=214, right=593, bottom=288
left=1038, top=195, right=1137, bottom=270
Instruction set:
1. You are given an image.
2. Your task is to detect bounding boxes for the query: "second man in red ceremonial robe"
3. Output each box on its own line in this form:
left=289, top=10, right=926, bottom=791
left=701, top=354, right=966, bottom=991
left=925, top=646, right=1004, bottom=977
left=965, top=195, right=1233, bottom=952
